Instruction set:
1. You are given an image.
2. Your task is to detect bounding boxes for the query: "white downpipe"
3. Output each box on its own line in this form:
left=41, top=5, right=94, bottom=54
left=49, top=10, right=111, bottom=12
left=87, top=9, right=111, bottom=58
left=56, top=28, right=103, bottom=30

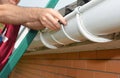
left=40, top=0, right=120, bottom=49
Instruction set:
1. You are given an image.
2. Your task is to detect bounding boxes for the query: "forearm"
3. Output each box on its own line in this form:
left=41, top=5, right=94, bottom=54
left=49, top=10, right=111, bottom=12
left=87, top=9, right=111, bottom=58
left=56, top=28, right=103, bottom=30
left=0, top=4, right=39, bottom=25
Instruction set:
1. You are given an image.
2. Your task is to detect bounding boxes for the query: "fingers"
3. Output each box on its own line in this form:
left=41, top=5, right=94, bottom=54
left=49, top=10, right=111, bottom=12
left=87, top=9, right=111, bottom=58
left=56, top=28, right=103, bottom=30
left=40, top=16, right=58, bottom=30
left=39, top=8, right=67, bottom=30
left=51, top=10, right=67, bottom=25
left=46, top=13, right=61, bottom=30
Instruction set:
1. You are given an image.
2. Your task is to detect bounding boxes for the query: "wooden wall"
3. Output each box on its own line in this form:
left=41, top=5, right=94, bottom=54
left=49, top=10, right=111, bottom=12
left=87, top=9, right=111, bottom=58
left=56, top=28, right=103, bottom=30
left=10, top=49, right=120, bottom=78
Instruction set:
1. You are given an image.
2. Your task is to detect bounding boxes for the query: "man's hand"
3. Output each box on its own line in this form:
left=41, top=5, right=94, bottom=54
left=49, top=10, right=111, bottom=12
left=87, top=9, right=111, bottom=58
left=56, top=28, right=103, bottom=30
left=23, top=8, right=67, bottom=30
left=36, top=8, right=67, bottom=30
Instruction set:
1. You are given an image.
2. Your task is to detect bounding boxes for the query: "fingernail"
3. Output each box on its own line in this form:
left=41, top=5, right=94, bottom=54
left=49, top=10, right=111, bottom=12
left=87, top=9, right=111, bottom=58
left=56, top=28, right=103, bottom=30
left=58, top=20, right=63, bottom=24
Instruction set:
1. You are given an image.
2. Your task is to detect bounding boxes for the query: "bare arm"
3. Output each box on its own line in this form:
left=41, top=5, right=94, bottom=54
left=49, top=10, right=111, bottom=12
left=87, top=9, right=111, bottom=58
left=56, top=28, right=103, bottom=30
left=0, top=4, right=33, bottom=25
left=0, top=4, right=66, bottom=30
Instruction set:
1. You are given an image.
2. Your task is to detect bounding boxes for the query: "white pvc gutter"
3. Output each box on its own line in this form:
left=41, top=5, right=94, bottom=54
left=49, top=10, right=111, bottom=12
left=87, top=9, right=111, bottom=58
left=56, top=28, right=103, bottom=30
left=39, top=0, right=120, bottom=49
